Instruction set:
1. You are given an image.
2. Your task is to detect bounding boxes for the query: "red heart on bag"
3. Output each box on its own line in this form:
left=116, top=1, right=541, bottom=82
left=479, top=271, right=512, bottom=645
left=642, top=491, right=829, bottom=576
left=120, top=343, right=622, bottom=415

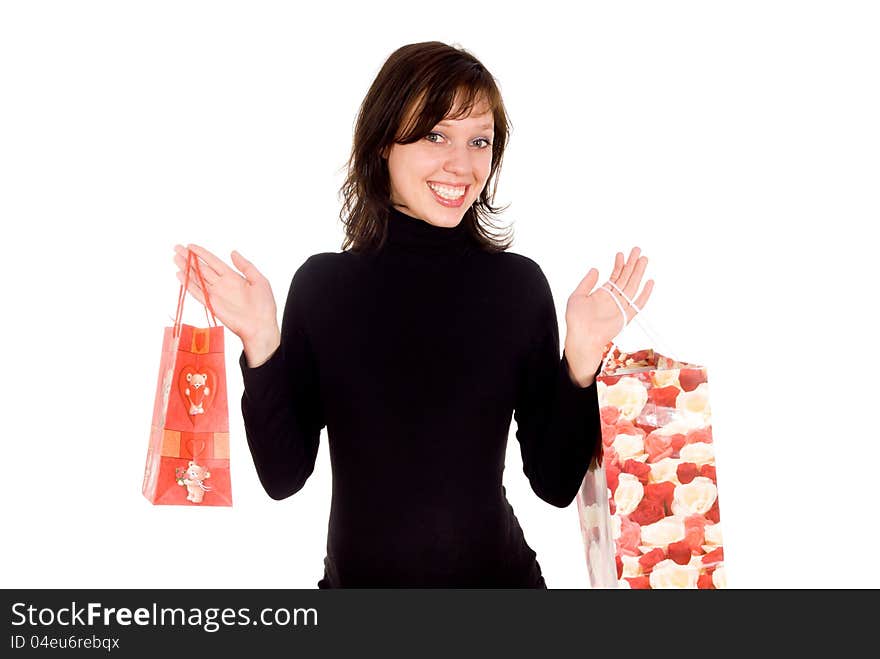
left=187, top=439, right=207, bottom=460
left=178, top=364, right=217, bottom=423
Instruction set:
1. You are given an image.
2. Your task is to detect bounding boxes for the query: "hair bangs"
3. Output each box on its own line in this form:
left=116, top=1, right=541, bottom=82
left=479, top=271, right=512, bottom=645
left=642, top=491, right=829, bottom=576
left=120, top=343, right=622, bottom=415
left=396, top=71, right=500, bottom=145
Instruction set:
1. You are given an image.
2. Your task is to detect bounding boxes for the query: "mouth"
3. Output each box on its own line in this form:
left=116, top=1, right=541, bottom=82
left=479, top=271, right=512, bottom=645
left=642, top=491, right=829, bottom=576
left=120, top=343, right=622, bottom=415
left=427, top=181, right=469, bottom=208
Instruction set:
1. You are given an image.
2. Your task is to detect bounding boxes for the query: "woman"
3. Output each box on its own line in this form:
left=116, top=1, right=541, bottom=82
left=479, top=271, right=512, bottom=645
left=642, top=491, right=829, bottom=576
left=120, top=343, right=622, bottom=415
left=173, top=41, right=653, bottom=588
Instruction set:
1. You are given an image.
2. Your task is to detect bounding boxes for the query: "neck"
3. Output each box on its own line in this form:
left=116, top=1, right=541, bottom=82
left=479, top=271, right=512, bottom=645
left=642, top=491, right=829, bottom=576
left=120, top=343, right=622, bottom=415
left=383, top=205, right=473, bottom=256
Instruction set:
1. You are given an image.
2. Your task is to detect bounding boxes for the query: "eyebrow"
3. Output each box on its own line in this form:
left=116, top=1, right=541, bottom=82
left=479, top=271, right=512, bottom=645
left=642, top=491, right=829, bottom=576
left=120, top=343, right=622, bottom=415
left=437, top=121, right=494, bottom=131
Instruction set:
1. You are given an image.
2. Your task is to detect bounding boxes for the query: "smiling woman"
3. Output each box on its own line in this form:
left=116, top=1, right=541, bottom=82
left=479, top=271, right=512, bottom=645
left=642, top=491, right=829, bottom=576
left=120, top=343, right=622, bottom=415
left=174, top=40, right=652, bottom=589
left=340, top=40, right=513, bottom=250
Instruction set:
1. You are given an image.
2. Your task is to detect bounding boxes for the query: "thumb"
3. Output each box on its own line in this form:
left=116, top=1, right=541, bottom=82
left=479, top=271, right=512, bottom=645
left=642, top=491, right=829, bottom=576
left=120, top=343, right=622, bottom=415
left=230, top=250, right=262, bottom=282
left=572, top=267, right=599, bottom=297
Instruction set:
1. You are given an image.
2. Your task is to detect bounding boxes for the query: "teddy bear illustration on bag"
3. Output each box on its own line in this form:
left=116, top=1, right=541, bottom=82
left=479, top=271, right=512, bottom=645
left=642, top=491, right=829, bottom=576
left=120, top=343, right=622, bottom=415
left=176, top=461, right=213, bottom=503
left=185, top=372, right=210, bottom=415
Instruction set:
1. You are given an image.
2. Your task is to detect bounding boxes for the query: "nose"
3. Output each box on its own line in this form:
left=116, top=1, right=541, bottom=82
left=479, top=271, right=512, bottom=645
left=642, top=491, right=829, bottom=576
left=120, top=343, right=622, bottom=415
left=442, top=142, right=471, bottom=177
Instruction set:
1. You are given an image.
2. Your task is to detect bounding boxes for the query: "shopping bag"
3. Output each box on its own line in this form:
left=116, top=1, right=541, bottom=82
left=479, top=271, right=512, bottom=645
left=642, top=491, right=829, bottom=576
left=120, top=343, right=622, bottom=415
left=142, top=248, right=232, bottom=506
left=577, top=337, right=724, bottom=589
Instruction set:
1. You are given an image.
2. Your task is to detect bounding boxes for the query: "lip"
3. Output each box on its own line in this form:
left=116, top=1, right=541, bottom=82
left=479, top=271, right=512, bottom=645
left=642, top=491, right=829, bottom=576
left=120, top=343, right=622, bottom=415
left=427, top=182, right=469, bottom=208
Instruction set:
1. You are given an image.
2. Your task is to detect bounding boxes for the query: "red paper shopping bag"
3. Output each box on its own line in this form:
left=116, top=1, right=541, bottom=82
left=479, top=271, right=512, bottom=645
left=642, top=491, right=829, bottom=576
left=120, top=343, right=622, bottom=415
left=142, top=249, right=233, bottom=506
left=577, top=342, right=724, bottom=588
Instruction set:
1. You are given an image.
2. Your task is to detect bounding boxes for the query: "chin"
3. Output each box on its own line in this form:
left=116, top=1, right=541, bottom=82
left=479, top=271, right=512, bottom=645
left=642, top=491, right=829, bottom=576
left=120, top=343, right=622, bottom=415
left=429, top=212, right=466, bottom=227
left=424, top=201, right=472, bottom=227
left=394, top=197, right=471, bottom=227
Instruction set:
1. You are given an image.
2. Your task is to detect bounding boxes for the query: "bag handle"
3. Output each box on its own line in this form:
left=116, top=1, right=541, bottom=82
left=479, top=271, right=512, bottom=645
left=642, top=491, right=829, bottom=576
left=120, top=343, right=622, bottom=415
left=174, top=248, right=218, bottom=338
left=599, top=280, right=680, bottom=371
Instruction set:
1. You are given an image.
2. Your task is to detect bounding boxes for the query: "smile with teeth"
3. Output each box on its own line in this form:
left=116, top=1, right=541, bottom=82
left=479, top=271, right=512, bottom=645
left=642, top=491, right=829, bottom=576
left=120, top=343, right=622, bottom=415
left=427, top=182, right=467, bottom=200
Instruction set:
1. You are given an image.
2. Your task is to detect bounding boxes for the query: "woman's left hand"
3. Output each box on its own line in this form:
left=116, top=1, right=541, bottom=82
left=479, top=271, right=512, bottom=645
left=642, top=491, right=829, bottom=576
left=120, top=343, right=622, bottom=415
left=563, top=246, right=655, bottom=385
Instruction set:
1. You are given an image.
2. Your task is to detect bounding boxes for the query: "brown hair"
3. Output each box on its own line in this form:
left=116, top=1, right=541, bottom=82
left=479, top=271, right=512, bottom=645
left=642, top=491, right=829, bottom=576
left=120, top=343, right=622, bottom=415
left=339, top=41, right=513, bottom=254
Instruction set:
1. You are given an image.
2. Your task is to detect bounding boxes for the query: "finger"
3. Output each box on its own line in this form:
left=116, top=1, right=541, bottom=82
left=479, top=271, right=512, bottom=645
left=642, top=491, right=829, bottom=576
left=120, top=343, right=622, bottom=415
left=571, top=267, right=599, bottom=297
left=632, top=278, right=655, bottom=312
left=190, top=260, right=218, bottom=287
left=176, top=269, right=208, bottom=307
left=173, top=245, right=190, bottom=274
left=622, top=254, right=649, bottom=301
left=613, top=246, right=641, bottom=291
left=174, top=253, right=217, bottom=287
left=186, top=243, right=230, bottom=279
left=230, top=250, right=263, bottom=284
left=609, top=252, right=624, bottom=281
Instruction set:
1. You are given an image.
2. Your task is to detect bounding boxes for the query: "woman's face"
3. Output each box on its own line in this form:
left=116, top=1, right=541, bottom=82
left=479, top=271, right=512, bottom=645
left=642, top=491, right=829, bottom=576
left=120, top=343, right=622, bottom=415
left=386, top=98, right=495, bottom=228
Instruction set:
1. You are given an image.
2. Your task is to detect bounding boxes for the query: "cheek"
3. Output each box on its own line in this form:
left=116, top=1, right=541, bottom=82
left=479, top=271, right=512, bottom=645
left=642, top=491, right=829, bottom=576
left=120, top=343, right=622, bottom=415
left=393, top=169, right=426, bottom=196
left=474, top=166, right=492, bottom=190
left=391, top=152, right=431, bottom=188
left=475, top=155, right=493, bottom=182
left=394, top=144, right=433, bottom=169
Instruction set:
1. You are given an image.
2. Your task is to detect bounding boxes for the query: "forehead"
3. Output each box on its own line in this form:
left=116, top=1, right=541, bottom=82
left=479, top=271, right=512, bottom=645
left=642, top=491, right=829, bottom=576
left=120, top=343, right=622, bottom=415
left=437, top=103, right=494, bottom=132
left=437, top=115, right=494, bottom=130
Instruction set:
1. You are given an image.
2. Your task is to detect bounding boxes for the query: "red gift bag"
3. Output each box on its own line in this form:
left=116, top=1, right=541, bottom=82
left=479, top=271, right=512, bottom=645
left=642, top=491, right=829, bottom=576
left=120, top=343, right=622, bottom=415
left=577, top=326, right=724, bottom=588
left=142, top=249, right=233, bottom=506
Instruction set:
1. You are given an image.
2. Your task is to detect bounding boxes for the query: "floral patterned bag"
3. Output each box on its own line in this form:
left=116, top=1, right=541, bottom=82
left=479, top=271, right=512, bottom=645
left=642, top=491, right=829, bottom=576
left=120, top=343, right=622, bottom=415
left=577, top=336, right=724, bottom=589
left=142, top=249, right=233, bottom=506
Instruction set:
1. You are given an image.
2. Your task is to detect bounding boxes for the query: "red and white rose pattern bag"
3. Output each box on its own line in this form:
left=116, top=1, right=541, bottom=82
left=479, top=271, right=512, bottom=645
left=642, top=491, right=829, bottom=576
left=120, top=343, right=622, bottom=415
left=577, top=326, right=724, bottom=588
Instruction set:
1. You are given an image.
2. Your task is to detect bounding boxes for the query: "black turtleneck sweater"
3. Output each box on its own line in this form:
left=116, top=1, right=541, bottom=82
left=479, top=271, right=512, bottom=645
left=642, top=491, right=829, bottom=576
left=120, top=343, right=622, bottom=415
left=239, top=206, right=602, bottom=588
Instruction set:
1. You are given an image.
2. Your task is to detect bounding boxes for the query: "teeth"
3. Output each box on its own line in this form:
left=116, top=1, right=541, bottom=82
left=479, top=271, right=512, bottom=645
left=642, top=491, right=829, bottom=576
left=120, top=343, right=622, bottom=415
left=428, top=183, right=466, bottom=199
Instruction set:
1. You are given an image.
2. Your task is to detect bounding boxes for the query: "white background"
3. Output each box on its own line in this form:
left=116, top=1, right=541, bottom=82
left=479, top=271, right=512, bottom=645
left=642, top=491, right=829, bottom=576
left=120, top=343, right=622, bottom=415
left=1, top=1, right=877, bottom=589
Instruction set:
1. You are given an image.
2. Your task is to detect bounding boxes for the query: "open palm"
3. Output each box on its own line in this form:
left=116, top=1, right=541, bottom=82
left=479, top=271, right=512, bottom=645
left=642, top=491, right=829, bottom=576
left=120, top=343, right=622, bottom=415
left=565, top=246, right=655, bottom=355
left=173, top=243, right=278, bottom=345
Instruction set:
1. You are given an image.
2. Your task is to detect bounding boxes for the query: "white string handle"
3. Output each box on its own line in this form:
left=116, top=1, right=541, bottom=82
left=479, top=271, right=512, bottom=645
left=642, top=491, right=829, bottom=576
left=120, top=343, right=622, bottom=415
left=599, top=280, right=681, bottom=369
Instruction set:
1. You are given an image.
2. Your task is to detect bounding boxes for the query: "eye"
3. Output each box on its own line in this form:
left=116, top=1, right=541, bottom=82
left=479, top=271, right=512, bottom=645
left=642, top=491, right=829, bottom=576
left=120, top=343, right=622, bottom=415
left=424, top=131, right=444, bottom=143
left=473, top=138, right=492, bottom=149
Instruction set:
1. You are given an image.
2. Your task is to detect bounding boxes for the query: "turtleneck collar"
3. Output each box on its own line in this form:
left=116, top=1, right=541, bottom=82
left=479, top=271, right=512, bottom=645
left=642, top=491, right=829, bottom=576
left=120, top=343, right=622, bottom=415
left=384, top=205, right=473, bottom=255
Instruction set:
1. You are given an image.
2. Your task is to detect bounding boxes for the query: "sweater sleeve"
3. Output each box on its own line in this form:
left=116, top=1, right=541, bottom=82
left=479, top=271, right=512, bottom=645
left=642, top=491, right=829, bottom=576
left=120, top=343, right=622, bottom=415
left=513, top=263, right=603, bottom=509
left=239, top=257, right=325, bottom=501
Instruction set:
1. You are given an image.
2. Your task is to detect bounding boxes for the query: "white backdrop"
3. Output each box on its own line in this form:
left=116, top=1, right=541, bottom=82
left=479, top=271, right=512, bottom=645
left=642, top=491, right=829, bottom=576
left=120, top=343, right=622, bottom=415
left=1, top=1, right=877, bottom=589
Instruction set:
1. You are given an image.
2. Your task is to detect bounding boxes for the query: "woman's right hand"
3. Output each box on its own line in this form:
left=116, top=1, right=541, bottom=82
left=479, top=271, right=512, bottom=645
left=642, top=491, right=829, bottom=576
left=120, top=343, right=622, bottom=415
left=173, top=243, right=281, bottom=367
